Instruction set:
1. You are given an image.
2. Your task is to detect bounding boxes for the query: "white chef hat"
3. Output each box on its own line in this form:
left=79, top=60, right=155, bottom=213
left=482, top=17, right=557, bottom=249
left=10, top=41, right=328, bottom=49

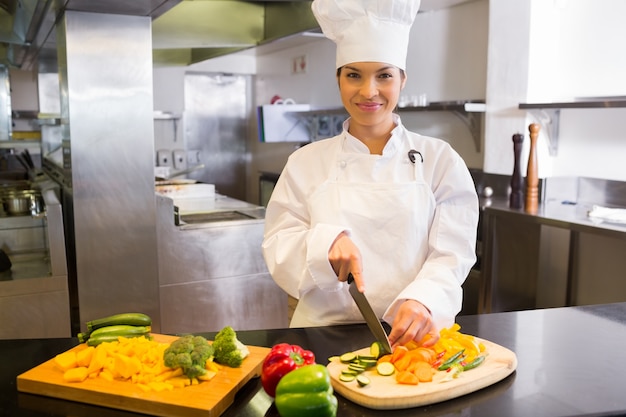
left=311, top=0, right=421, bottom=70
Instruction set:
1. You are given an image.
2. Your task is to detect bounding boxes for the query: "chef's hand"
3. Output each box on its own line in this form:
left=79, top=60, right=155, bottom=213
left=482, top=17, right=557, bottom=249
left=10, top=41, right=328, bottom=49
left=388, top=300, right=439, bottom=348
left=328, top=232, right=365, bottom=292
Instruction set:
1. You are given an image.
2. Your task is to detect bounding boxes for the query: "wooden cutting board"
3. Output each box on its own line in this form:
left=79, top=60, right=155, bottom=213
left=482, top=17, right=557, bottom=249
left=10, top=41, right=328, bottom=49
left=328, top=337, right=517, bottom=410
left=17, top=334, right=270, bottom=417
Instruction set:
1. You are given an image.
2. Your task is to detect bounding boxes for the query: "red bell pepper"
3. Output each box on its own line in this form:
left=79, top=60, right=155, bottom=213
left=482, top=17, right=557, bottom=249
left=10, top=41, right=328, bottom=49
left=261, top=343, right=316, bottom=397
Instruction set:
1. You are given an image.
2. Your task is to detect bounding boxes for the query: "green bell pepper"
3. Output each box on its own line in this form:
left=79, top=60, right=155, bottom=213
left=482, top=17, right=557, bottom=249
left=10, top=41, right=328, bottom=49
left=274, top=364, right=338, bottom=417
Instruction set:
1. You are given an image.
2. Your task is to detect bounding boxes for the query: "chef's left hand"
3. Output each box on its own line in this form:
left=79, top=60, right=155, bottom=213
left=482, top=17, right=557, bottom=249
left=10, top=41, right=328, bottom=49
left=388, top=300, right=439, bottom=348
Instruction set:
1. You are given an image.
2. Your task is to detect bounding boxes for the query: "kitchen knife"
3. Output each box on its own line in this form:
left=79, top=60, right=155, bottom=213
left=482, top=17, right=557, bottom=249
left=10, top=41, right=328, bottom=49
left=347, top=273, right=392, bottom=354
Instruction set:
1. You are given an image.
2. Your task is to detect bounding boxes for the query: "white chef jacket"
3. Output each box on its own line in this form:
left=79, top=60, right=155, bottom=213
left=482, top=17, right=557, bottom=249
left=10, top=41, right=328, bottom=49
left=262, top=115, right=478, bottom=330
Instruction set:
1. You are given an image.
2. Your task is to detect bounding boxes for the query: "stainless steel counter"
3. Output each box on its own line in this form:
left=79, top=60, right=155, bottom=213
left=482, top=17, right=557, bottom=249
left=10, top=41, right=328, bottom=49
left=480, top=196, right=626, bottom=314
left=155, top=193, right=288, bottom=334
left=483, top=197, right=626, bottom=240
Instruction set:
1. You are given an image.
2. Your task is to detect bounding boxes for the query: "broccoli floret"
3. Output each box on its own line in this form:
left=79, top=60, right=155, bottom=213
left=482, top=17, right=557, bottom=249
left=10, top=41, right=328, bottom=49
left=163, top=334, right=215, bottom=379
left=212, top=326, right=250, bottom=368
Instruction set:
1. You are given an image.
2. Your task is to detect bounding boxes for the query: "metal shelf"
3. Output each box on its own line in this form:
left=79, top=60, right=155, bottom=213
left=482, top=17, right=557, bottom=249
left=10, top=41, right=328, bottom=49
left=290, top=100, right=486, bottom=151
left=518, top=97, right=626, bottom=156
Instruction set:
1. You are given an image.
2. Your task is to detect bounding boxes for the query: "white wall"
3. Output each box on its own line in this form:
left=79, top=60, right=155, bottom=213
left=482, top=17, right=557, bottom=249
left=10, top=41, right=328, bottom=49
left=486, top=0, right=626, bottom=181
left=250, top=0, right=489, bottom=176
left=527, top=0, right=626, bottom=182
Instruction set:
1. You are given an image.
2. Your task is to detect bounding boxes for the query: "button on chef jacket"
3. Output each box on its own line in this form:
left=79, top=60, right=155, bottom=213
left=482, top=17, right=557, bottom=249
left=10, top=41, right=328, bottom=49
left=262, top=115, right=479, bottom=330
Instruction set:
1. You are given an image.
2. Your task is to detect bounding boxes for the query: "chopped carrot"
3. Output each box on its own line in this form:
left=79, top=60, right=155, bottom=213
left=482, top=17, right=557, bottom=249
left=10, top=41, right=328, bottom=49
left=396, top=370, right=419, bottom=385
left=414, top=347, right=436, bottom=364
left=394, top=353, right=414, bottom=372
left=390, top=346, right=409, bottom=364
left=412, top=361, right=434, bottom=382
left=377, top=354, right=393, bottom=364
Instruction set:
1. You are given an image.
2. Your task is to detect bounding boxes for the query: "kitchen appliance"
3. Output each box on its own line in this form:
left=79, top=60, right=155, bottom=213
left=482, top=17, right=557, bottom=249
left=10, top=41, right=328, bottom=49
left=183, top=72, right=250, bottom=201
left=347, top=273, right=392, bottom=354
left=257, top=103, right=311, bottom=143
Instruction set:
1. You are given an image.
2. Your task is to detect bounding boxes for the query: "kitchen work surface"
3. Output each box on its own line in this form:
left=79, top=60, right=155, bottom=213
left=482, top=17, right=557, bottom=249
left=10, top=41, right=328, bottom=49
left=328, top=338, right=516, bottom=410
left=16, top=334, right=270, bottom=417
left=5, top=303, right=626, bottom=417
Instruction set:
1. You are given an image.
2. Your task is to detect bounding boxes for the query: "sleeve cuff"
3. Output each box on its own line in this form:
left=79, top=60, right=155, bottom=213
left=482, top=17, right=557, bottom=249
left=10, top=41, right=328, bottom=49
left=305, top=223, right=350, bottom=292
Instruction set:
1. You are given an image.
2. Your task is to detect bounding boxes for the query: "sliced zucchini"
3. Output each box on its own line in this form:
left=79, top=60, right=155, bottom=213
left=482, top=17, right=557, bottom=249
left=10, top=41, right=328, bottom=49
left=358, top=359, right=378, bottom=368
left=370, top=341, right=385, bottom=359
left=339, top=352, right=357, bottom=363
left=356, top=375, right=371, bottom=387
left=339, top=374, right=356, bottom=383
left=348, top=364, right=366, bottom=374
left=376, top=361, right=396, bottom=376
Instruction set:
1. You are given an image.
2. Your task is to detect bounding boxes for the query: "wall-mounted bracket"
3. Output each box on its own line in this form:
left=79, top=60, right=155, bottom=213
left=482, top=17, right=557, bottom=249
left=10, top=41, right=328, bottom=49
left=527, top=108, right=560, bottom=157
left=451, top=108, right=483, bottom=153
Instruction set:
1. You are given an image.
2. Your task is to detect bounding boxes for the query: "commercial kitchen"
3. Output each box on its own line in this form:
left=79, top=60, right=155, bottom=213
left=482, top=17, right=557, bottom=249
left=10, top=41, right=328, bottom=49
left=1, top=0, right=626, bottom=416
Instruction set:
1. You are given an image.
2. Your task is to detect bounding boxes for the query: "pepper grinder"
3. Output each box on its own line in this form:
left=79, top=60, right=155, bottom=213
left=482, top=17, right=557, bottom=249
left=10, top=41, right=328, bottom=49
left=509, top=133, right=524, bottom=209
left=525, top=123, right=540, bottom=214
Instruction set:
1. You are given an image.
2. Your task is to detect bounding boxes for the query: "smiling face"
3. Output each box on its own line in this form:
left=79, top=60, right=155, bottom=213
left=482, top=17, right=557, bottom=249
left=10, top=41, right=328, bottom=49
left=337, top=62, right=406, bottom=141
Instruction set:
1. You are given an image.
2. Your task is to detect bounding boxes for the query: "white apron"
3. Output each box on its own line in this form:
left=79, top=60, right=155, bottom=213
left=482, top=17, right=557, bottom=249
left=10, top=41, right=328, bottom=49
left=290, top=136, right=436, bottom=327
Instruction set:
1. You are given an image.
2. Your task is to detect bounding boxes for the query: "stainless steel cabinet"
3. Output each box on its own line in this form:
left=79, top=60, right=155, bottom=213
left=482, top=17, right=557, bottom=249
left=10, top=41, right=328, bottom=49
left=156, top=193, right=288, bottom=334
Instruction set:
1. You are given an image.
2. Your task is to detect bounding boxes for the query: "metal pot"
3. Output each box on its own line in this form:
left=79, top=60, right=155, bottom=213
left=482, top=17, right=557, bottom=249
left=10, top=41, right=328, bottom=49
left=2, top=190, right=41, bottom=216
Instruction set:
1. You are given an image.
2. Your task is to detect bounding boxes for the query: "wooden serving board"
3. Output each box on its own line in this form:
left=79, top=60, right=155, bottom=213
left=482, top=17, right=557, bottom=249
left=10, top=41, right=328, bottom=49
left=328, top=337, right=517, bottom=410
left=17, top=334, right=270, bottom=417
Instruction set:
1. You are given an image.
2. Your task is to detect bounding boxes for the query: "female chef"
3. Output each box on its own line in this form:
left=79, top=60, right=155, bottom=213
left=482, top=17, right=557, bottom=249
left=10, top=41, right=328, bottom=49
left=262, top=0, right=479, bottom=348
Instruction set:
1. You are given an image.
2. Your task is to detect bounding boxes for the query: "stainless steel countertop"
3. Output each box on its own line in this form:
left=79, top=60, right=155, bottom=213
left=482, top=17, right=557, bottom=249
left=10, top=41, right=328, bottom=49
left=482, top=197, right=626, bottom=240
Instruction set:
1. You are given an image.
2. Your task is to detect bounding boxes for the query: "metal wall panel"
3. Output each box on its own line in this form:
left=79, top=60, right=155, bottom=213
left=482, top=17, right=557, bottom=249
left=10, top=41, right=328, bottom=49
left=184, top=72, right=249, bottom=201
left=59, top=11, right=160, bottom=331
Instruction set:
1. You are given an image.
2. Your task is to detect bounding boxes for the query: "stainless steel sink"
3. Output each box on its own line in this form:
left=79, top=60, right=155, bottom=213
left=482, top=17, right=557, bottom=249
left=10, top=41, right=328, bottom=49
left=180, top=208, right=264, bottom=224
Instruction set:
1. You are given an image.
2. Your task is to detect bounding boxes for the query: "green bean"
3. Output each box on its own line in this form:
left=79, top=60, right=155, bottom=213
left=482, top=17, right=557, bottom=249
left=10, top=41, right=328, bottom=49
left=438, top=349, right=465, bottom=371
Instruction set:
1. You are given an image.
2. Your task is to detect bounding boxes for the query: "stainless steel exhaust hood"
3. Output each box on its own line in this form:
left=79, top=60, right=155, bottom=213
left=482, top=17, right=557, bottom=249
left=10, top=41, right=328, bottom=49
left=152, top=1, right=318, bottom=66
left=0, top=0, right=319, bottom=69
left=0, top=0, right=479, bottom=69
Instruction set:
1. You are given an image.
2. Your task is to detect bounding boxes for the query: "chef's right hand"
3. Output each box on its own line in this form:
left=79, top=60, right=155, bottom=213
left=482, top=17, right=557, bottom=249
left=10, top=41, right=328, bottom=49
left=328, top=232, right=364, bottom=292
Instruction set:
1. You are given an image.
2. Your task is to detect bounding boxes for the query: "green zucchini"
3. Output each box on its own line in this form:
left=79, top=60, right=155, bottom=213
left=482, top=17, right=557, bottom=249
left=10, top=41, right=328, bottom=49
left=339, top=374, right=356, bottom=383
left=358, top=359, right=378, bottom=368
left=339, top=352, right=357, bottom=363
left=86, top=332, right=151, bottom=347
left=347, top=363, right=366, bottom=374
left=86, top=313, right=152, bottom=332
left=356, top=375, right=371, bottom=387
left=370, top=341, right=385, bottom=359
left=89, top=324, right=152, bottom=338
left=376, top=362, right=395, bottom=376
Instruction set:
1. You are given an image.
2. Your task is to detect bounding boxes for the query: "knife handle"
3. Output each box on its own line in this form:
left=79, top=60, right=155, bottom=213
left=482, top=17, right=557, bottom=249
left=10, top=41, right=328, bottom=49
left=347, top=273, right=354, bottom=284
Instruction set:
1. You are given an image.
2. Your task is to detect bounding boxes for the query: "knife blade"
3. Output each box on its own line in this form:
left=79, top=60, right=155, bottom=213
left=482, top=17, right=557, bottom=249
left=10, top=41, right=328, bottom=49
left=347, top=273, right=392, bottom=354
